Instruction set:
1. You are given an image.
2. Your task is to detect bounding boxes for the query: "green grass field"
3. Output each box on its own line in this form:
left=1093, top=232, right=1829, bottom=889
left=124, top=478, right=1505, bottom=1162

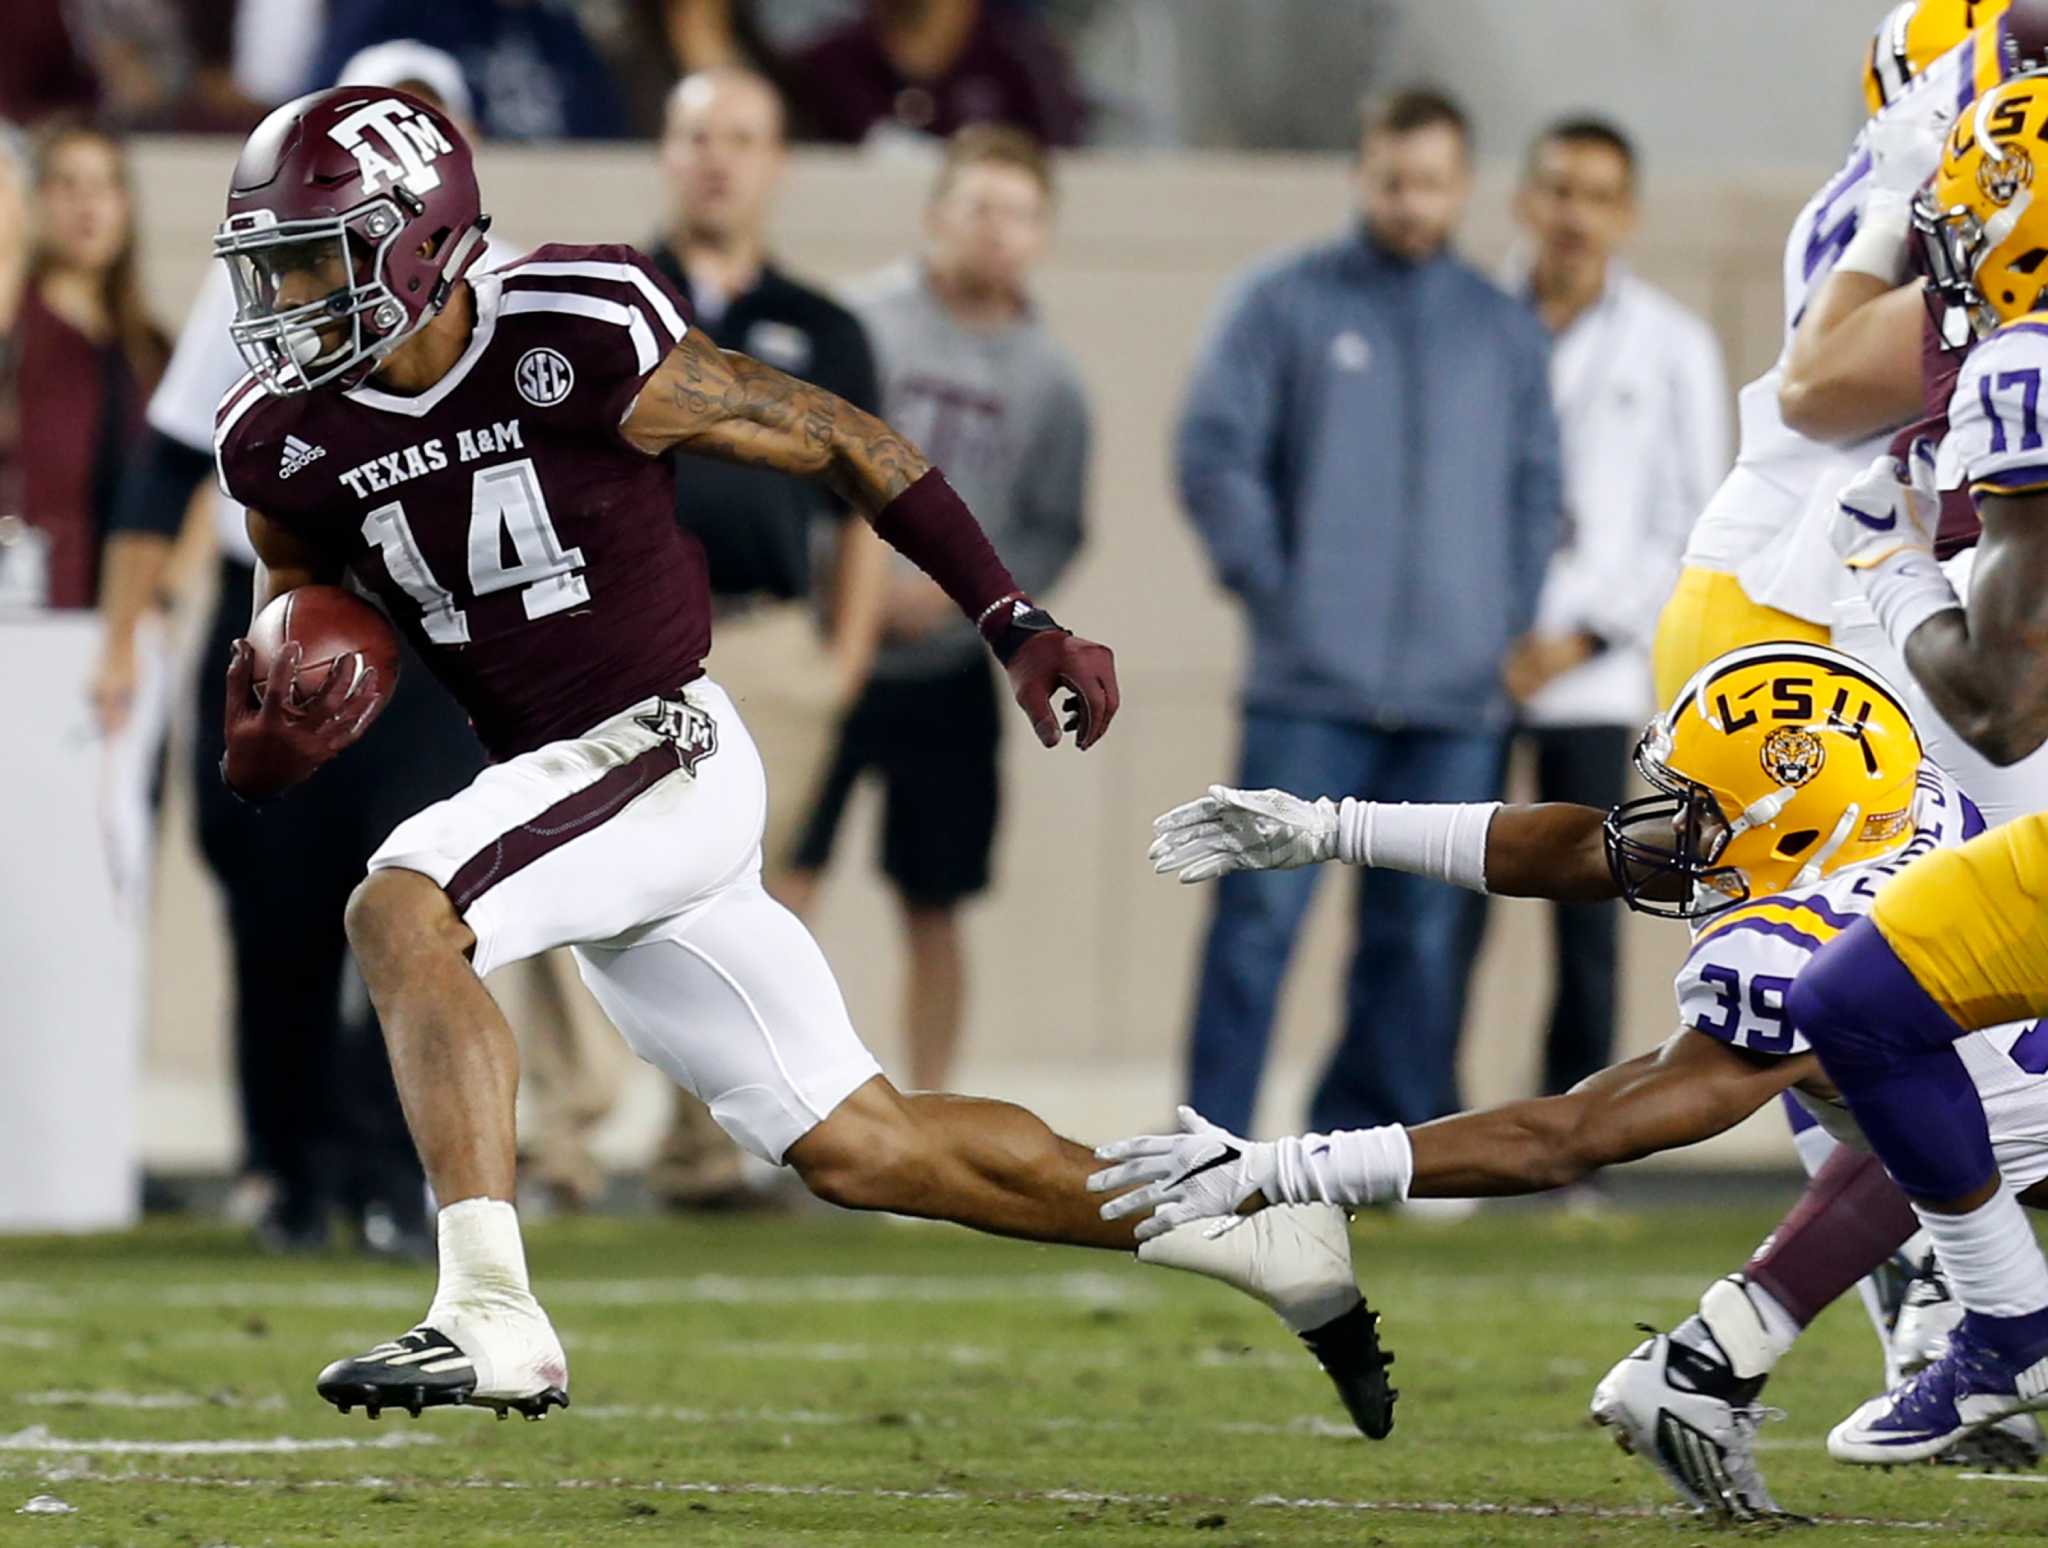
left=0, top=1207, right=2042, bottom=1546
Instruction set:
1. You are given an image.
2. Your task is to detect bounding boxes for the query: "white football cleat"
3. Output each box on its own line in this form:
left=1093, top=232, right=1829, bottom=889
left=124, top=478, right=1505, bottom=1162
left=1139, top=1203, right=1396, bottom=1438
left=316, top=1298, right=568, bottom=1421
left=1591, top=1330, right=1788, bottom=1521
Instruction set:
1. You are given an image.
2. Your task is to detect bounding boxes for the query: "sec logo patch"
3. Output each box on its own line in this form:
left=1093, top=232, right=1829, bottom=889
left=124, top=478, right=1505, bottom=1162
left=515, top=347, right=575, bottom=407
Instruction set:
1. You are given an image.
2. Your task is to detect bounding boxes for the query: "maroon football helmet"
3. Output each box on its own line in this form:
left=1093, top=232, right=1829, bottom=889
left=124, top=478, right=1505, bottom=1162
left=214, top=86, right=492, bottom=394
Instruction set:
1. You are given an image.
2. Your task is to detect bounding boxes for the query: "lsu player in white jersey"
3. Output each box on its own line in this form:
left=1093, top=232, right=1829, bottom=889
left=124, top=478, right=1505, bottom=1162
left=1104, top=644, right=2048, bottom=1517
left=1652, top=0, right=2032, bottom=705
left=1794, top=66, right=2048, bottom=1463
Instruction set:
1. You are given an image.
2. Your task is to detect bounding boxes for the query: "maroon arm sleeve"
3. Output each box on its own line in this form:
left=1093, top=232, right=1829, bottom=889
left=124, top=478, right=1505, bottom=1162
left=870, top=468, right=1029, bottom=644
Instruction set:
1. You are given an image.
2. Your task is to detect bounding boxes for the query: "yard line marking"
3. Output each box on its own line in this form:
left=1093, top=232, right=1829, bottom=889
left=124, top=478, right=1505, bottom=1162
left=570, top=1402, right=1354, bottom=1439
left=1957, top=1471, right=2048, bottom=1484
left=0, top=1272, right=1155, bottom=1315
left=18, top=1392, right=290, bottom=1412
left=0, top=1426, right=438, bottom=1457
left=0, top=1465, right=1954, bottom=1529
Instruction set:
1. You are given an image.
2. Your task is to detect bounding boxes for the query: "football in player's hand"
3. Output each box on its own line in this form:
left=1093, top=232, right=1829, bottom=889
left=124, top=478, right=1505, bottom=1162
left=247, top=585, right=401, bottom=708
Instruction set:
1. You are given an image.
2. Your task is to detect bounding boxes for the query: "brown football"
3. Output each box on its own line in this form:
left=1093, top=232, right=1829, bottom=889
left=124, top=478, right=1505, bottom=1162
left=246, top=585, right=402, bottom=711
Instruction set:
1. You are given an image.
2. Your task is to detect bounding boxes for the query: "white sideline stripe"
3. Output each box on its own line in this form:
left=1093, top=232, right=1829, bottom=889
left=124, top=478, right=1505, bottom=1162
left=0, top=1466, right=1953, bottom=1530
left=0, top=1427, right=438, bottom=1457
left=508, top=260, right=687, bottom=341
left=21, top=1392, right=280, bottom=1413
left=0, top=1271, right=1153, bottom=1314
left=498, top=290, right=657, bottom=373
left=1958, top=1471, right=2048, bottom=1484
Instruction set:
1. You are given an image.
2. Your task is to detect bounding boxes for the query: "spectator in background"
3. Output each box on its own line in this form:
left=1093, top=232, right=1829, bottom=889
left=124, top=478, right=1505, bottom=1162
left=1176, top=88, right=1561, bottom=1139
left=305, top=0, right=628, bottom=139
left=640, top=67, right=888, bottom=1208
left=786, top=126, right=1089, bottom=1092
left=1502, top=117, right=1729, bottom=1106
left=0, top=121, right=165, bottom=612
left=794, top=0, right=1084, bottom=148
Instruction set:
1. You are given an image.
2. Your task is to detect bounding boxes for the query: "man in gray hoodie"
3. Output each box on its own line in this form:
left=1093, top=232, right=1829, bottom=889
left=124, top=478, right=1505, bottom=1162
left=787, top=126, right=1088, bottom=1093
left=1177, top=87, right=1562, bottom=1137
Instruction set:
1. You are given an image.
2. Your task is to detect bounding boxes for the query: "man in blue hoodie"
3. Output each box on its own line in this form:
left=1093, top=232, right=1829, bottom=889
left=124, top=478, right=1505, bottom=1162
left=1176, top=87, right=1562, bottom=1137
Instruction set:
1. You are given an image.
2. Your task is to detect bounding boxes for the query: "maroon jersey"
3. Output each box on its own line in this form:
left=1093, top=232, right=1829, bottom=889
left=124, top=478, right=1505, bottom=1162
left=1889, top=304, right=1978, bottom=558
left=215, top=244, right=709, bottom=761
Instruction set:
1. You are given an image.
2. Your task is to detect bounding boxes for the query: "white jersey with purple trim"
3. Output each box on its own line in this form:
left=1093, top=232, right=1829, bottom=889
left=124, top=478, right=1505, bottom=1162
left=1684, top=30, right=1995, bottom=620
left=1672, top=761, right=2048, bottom=1186
left=1935, top=316, right=2048, bottom=501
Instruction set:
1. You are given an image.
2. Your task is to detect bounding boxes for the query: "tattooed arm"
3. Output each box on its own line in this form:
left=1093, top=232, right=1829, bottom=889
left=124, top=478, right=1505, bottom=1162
left=621, top=329, right=928, bottom=513
left=621, top=330, right=1122, bottom=750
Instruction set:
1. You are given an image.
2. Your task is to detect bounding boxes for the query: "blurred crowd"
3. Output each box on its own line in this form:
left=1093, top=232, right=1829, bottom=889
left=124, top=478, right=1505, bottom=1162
left=3, top=0, right=1100, bottom=147
left=0, top=14, right=1739, bottom=1247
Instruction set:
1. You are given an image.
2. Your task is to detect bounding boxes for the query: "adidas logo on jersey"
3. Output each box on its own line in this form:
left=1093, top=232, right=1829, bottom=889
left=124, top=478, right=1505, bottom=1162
left=280, top=435, right=327, bottom=479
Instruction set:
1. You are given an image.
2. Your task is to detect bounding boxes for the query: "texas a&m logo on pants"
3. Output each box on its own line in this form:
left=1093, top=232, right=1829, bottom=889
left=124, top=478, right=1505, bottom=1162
left=636, top=695, right=718, bottom=774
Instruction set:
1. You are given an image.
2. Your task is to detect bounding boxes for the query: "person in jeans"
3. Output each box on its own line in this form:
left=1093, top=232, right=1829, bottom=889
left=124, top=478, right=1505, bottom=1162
left=1176, top=87, right=1561, bottom=1136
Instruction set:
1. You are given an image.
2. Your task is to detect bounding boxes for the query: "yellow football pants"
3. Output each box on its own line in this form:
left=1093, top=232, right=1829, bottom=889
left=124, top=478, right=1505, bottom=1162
left=1872, top=813, right=2048, bottom=1030
left=1650, top=566, right=1831, bottom=708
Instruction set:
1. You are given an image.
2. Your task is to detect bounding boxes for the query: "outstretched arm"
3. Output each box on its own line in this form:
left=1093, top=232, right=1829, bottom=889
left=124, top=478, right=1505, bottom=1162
left=1898, top=495, right=2048, bottom=765
left=622, top=332, right=1118, bottom=749
left=1778, top=277, right=1925, bottom=443
left=622, top=328, right=927, bottom=510
left=1091, top=1033, right=1810, bottom=1237
left=1148, top=785, right=1617, bottom=902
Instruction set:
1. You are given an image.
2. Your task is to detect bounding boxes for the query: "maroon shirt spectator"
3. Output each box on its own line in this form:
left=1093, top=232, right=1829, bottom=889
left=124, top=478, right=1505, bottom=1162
left=0, top=123, right=164, bottom=610
left=794, top=0, right=1084, bottom=148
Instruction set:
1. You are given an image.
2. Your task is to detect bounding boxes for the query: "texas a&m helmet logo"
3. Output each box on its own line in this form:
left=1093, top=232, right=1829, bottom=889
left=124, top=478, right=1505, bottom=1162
left=516, top=347, right=575, bottom=408
left=327, top=98, right=453, bottom=198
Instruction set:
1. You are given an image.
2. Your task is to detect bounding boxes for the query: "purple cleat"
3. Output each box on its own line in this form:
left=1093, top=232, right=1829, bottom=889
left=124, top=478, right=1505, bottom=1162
left=1830, top=1313, right=2048, bottom=1465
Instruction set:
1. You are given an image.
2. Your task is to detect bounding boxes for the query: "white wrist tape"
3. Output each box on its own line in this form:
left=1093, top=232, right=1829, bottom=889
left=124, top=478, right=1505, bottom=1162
left=1272, top=1126, right=1414, bottom=1207
left=1335, top=799, right=1499, bottom=892
left=1858, top=548, right=1962, bottom=654
left=1836, top=189, right=1914, bottom=285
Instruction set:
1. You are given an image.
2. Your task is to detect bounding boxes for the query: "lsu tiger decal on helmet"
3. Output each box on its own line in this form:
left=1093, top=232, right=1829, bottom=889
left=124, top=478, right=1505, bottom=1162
left=1606, top=644, right=1923, bottom=919
left=1759, top=726, right=1827, bottom=788
left=1918, top=66, right=2048, bottom=338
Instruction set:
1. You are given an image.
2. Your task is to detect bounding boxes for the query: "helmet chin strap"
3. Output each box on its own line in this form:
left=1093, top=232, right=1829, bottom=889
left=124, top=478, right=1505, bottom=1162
left=1791, top=803, right=1862, bottom=890
left=1731, top=786, right=1796, bottom=838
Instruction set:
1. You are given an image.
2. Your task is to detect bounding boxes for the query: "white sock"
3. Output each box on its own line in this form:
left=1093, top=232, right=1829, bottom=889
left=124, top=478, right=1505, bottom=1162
left=425, top=1197, right=536, bottom=1324
left=1692, top=1274, right=1800, bottom=1380
left=1916, top=1183, right=2048, bottom=1318
left=1272, top=1126, right=1414, bottom=1207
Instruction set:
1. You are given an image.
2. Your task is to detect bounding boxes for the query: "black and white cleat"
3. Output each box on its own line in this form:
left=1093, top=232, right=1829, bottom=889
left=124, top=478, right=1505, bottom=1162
left=316, top=1327, right=569, bottom=1422
left=1301, top=1299, right=1397, bottom=1439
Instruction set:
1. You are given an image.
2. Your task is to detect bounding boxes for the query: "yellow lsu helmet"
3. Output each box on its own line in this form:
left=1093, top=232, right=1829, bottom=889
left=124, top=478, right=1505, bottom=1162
left=1919, top=66, right=2048, bottom=338
left=1606, top=644, right=1924, bottom=919
left=1867, top=0, right=2011, bottom=114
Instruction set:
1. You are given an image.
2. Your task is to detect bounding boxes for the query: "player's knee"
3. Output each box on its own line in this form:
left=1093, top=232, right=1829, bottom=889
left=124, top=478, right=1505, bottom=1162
left=344, top=868, right=469, bottom=974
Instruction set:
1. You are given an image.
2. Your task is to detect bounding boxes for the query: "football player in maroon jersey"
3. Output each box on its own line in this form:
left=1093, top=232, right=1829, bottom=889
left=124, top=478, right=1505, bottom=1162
left=208, top=86, right=1392, bottom=1435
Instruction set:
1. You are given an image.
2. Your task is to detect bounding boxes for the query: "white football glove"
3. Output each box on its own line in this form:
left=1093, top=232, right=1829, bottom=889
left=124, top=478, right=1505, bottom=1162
left=1148, top=784, right=1338, bottom=884
left=1831, top=447, right=1940, bottom=571
left=1089, top=1106, right=1279, bottom=1242
left=1838, top=111, right=1952, bottom=283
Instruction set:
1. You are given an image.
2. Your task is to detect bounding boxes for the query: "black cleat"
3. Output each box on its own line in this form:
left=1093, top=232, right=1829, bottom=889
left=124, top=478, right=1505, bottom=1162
left=316, top=1327, right=569, bottom=1422
left=1301, top=1298, right=1397, bottom=1439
